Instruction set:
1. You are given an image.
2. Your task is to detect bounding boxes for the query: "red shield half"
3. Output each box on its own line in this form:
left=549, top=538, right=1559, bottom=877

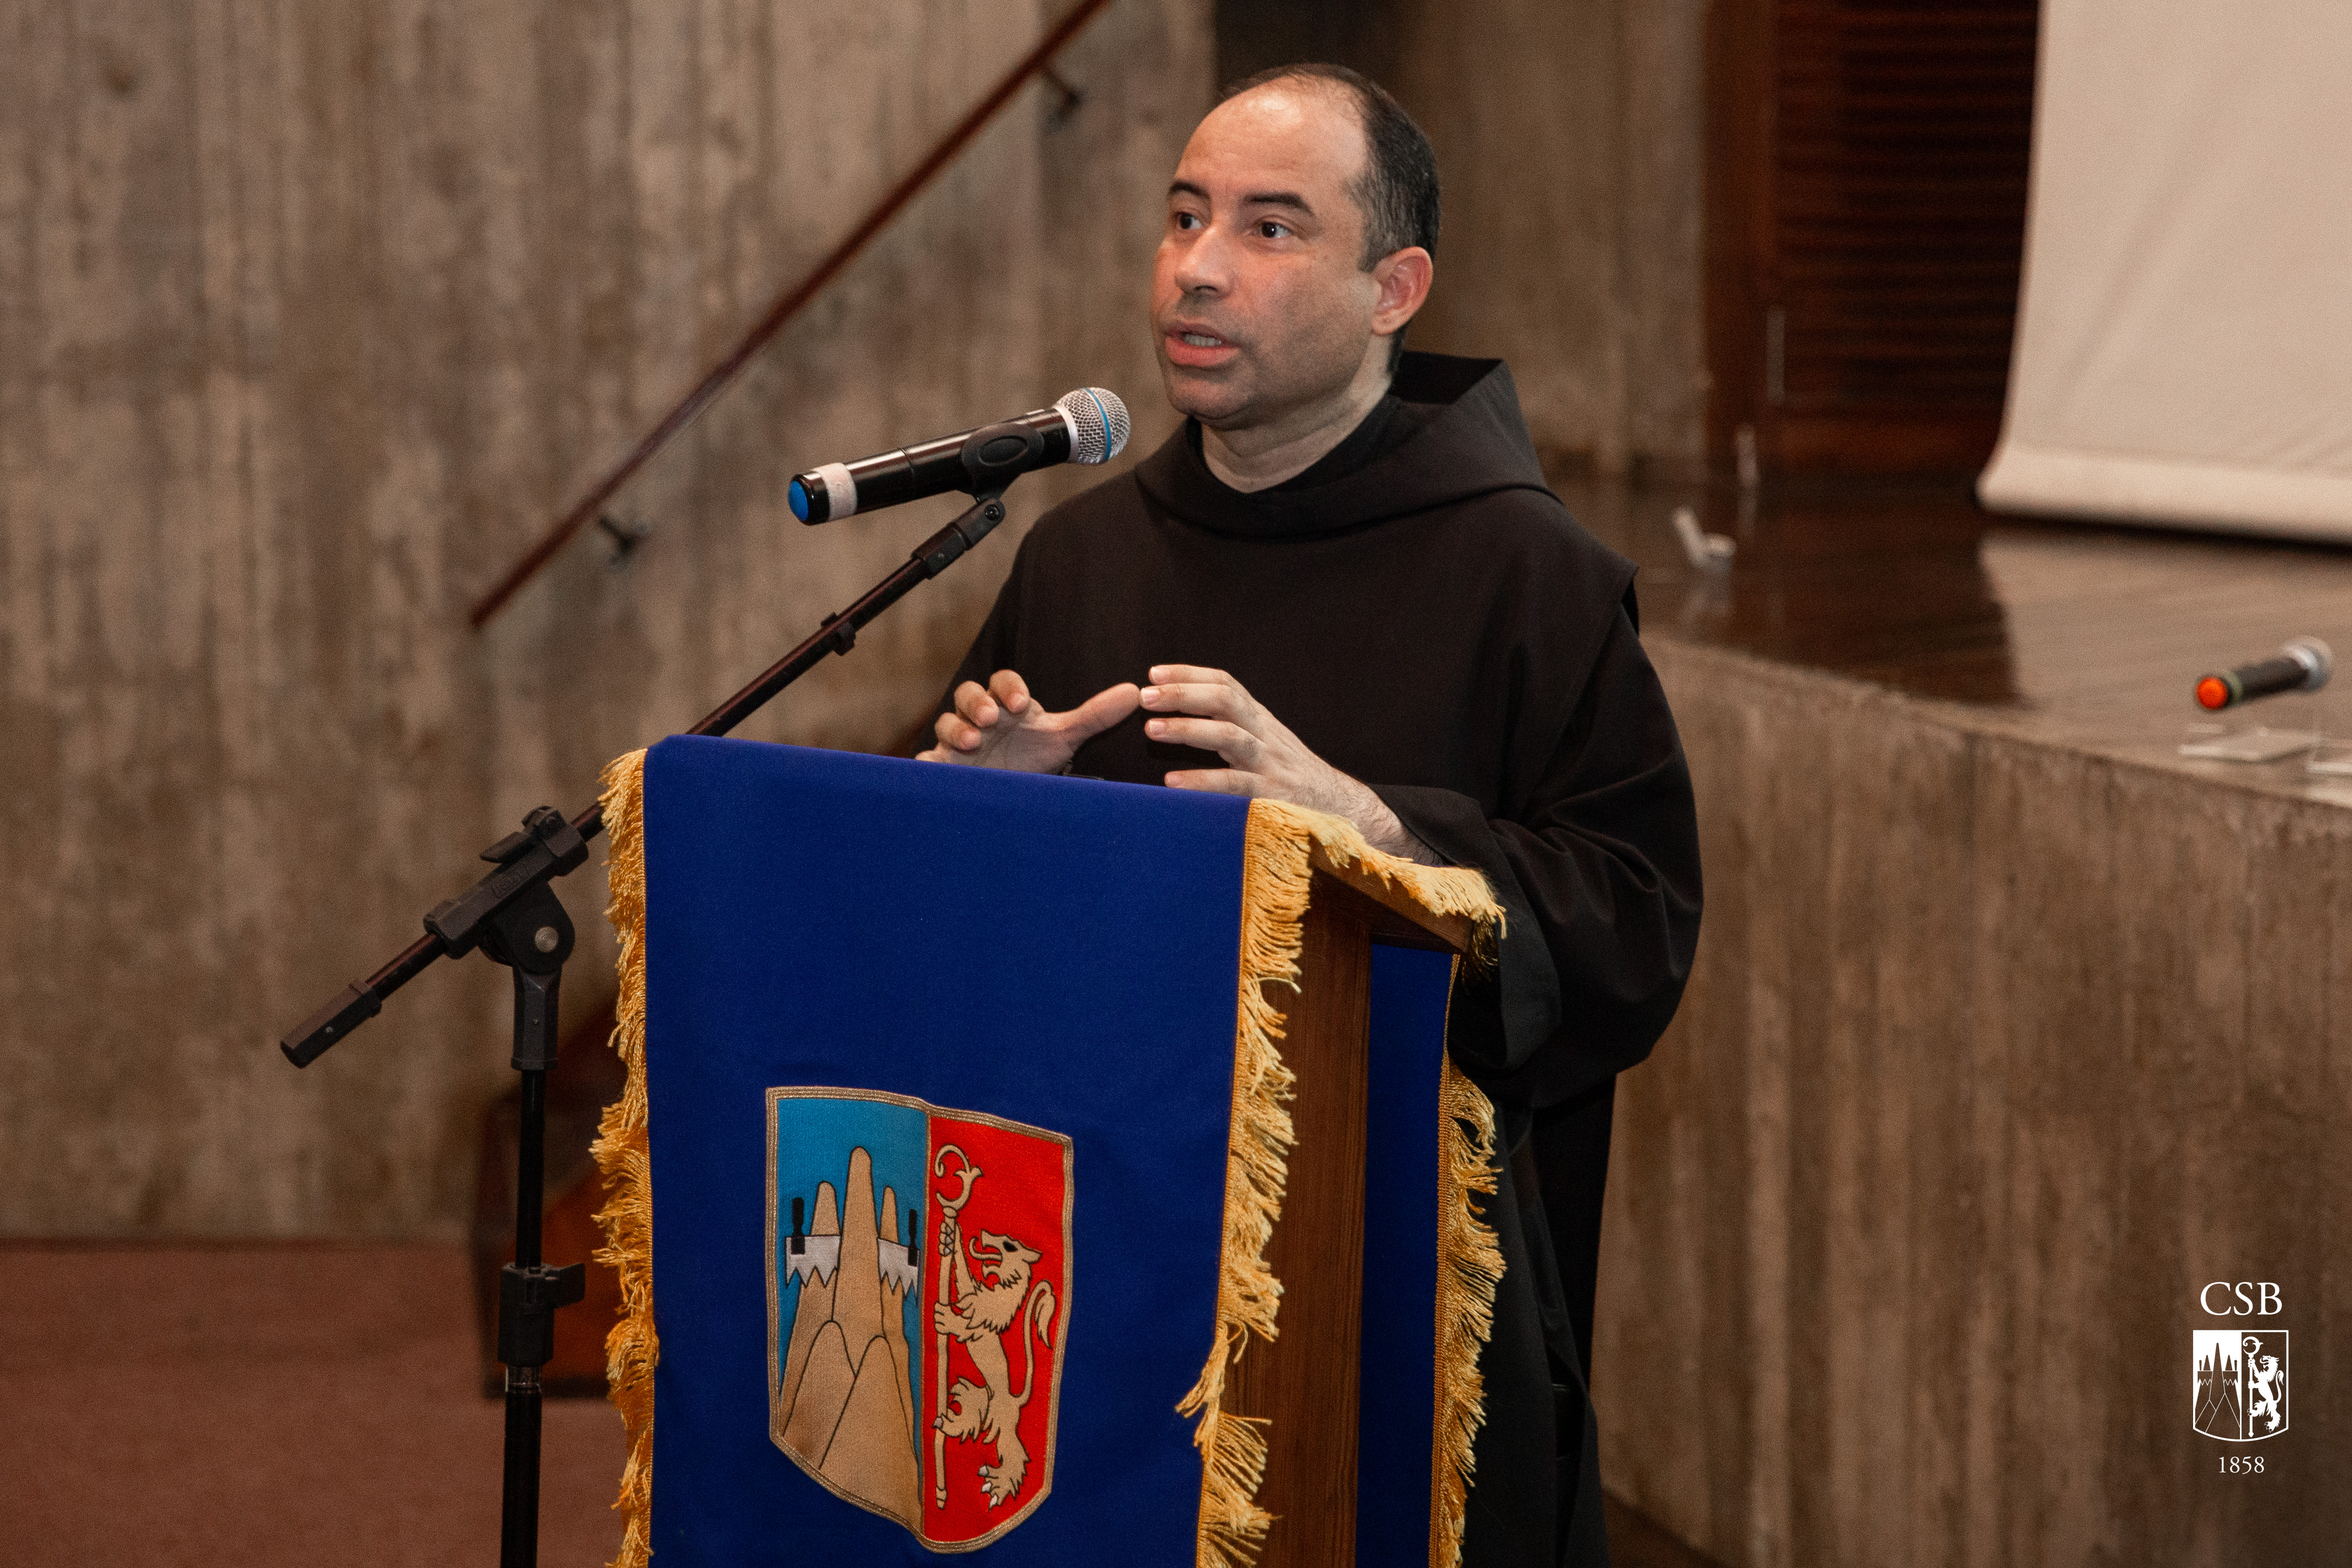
left=921, top=1109, right=1073, bottom=1546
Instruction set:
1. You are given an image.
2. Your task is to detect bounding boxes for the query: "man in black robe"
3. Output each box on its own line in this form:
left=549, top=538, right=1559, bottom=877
left=920, top=63, right=1700, bottom=1567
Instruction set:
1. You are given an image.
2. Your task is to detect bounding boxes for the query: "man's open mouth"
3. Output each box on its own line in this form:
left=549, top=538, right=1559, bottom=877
left=1165, top=326, right=1237, bottom=366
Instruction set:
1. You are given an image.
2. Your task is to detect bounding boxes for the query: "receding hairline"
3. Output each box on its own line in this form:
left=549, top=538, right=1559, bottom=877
left=1219, top=69, right=1365, bottom=114
left=1198, top=75, right=1375, bottom=183
left=1179, top=80, right=1379, bottom=248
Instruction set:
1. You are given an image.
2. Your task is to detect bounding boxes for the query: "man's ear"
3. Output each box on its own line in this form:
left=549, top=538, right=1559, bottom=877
left=1371, top=247, right=1434, bottom=336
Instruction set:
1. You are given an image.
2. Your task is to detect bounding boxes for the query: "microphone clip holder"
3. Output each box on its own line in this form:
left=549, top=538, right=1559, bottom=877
left=957, top=420, right=1047, bottom=495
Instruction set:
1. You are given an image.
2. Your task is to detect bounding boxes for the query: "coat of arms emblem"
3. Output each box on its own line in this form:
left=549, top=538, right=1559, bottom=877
left=2193, top=1329, right=2289, bottom=1441
left=767, top=1087, right=1073, bottom=1548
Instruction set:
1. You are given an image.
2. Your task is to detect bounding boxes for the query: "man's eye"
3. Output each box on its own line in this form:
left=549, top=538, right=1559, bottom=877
left=1174, top=211, right=1203, bottom=230
left=1257, top=221, right=1291, bottom=240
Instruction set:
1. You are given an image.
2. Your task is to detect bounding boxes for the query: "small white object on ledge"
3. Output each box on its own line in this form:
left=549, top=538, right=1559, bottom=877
left=2177, top=727, right=2321, bottom=763
left=1671, top=505, right=1736, bottom=571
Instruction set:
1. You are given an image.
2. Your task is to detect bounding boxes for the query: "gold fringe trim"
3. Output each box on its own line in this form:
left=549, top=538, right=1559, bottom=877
left=1176, top=802, right=1303, bottom=1567
left=591, top=748, right=657, bottom=1568
left=1178, top=798, right=1506, bottom=1568
left=1252, top=798, right=1506, bottom=974
left=1430, top=1054, right=1504, bottom=1568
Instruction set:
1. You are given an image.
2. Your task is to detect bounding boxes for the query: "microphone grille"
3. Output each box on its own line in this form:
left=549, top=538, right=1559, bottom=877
left=1056, top=387, right=1131, bottom=465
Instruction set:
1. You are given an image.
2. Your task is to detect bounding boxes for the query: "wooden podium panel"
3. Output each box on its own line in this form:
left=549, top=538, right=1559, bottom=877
left=1225, top=854, right=1469, bottom=1567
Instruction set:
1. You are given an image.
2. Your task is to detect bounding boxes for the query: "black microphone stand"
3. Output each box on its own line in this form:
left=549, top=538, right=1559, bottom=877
left=282, top=433, right=1026, bottom=1568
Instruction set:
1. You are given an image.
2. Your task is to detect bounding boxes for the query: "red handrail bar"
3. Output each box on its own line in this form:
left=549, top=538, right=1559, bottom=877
left=468, top=0, right=1117, bottom=629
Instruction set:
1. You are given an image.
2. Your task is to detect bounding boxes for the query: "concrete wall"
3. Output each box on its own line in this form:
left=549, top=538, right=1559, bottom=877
left=0, top=0, right=1211, bottom=1237
left=1217, top=0, right=1709, bottom=473
left=1600, top=640, right=2351, bottom=1565
left=1, top=0, right=1712, bottom=1236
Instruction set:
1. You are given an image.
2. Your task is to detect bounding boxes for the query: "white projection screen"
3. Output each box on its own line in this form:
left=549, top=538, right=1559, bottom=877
left=1977, top=0, right=2352, bottom=542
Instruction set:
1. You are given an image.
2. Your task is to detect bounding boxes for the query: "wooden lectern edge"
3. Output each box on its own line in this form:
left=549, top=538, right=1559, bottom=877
left=1233, top=841, right=1475, bottom=1565
left=1304, top=841, right=1476, bottom=957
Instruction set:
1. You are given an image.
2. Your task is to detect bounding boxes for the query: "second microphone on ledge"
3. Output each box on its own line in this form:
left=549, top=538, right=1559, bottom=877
left=789, top=387, right=1131, bottom=524
left=2194, top=636, right=2333, bottom=710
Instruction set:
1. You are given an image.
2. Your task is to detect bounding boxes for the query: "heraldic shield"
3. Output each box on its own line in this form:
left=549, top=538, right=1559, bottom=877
left=2193, top=1328, right=2289, bottom=1441
left=769, top=1088, right=1074, bottom=1549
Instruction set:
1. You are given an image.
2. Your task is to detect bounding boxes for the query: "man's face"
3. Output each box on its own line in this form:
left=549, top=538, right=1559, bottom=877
left=1152, top=84, right=1387, bottom=431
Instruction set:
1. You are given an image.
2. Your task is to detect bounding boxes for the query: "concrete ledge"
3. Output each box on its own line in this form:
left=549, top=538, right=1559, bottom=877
left=1597, top=639, right=2350, bottom=1566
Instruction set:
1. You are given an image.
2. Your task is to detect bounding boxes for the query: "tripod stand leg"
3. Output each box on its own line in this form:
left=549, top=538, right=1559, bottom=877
left=493, top=954, right=582, bottom=1568
left=503, top=1362, right=545, bottom=1568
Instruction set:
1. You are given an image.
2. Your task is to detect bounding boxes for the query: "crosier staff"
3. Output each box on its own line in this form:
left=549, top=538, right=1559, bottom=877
left=930, top=1147, right=983, bottom=1507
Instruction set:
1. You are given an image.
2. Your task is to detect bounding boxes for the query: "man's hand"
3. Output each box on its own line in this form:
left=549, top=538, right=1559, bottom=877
left=1139, top=665, right=1438, bottom=863
left=918, top=670, right=1140, bottom=773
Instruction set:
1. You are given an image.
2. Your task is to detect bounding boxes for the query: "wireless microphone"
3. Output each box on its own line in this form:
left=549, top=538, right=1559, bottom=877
left=2194, top=637, right=2333, bottom=710
left=789, top=387, right=1130, bottom=524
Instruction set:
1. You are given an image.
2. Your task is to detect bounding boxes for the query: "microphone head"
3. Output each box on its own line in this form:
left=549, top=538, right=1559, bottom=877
left=2287, top=636, right=2333, bottom=690
left=1055, top=387, right=1131, bottom=465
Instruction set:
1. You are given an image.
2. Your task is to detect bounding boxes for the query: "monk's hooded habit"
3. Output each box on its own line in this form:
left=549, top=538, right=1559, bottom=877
left=942, top=352, right=1703, bottom=1567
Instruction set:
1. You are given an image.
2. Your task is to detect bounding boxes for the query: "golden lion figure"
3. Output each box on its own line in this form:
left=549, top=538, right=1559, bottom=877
left=933, top=1220, right=1058, bottom=1506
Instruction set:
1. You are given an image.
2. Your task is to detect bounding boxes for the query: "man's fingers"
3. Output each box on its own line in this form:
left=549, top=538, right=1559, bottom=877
left=1164, top=768, right=1259, bottom=796
left=1145, top=715, right=1257, bottom=762
left=987, top=669, right=1033, bottom=715
left=1138, top=680, right=1248, bottom=723
left=952, top=680, right=1001, bottom=728
left=934, top=706, right=992, bottom=753
left=1065, top=682, right=1142, bottom=740
left=1140, top=665, right=1261, bottom=729
left=932, top=713, right=987, bottom=754
left=1146, top=664, right=1236, bottom=690
left=919, top=710, right=981, bottom=763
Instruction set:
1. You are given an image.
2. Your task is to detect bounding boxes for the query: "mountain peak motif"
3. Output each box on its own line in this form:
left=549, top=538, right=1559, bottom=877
left=776, top=1145, right=922, bottom=1527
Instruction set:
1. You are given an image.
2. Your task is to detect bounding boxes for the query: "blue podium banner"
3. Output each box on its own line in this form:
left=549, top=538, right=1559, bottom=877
left=593, top=736, right=1499, bottom=1567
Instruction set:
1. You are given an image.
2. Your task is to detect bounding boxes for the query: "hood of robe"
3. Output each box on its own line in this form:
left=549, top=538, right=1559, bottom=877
left=1132, top=353, right=1559, bottom=541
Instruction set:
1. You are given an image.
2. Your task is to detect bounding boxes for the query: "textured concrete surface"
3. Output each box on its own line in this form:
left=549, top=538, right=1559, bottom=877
left=1384, top=0, right=1707, bottom=475
left=1217, top=0, right=1709, bottom=473
left=1598, top=639, right=2352, bottom=1566
left=0, top=0, right=1210, bottom=1237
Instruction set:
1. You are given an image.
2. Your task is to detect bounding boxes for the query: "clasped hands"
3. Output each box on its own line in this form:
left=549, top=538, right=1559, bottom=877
left=917, top=665, right=1432, bottom=863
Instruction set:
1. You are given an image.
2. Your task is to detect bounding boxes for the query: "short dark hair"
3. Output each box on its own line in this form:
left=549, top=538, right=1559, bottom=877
left=1219, top=63, right=1440, bottom=370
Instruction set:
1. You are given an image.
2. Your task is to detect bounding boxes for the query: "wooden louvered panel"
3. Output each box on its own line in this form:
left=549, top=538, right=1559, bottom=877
left=1709, top=0, right=2041, bottom=473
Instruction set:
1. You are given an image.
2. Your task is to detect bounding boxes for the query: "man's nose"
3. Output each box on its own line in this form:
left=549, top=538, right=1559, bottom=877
left=1171, top=224, right=1234, bottom=294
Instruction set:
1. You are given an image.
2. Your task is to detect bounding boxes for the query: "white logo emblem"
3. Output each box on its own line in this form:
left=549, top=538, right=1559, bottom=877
left=2193, top=1329, right=2289, bottom=1441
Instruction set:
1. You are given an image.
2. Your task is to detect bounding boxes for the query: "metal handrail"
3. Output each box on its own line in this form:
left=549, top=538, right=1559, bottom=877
left=467, top=0, right=1116, bottom=628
